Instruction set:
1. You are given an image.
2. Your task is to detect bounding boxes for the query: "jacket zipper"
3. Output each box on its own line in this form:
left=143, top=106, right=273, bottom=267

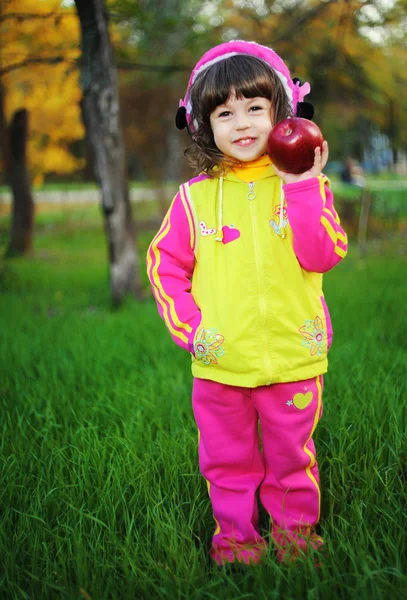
left=247, top=182, right=273, bottom=382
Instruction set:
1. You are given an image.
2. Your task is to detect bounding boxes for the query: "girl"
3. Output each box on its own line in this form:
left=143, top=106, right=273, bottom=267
left=147, top=41, right=347, bottom=566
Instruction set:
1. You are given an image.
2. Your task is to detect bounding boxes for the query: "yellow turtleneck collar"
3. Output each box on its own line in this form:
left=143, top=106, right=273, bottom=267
left=231, top=154, right=272, bottom=183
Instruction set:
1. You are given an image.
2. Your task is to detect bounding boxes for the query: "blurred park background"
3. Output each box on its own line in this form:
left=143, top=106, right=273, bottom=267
left=1, top=1, right=406, bottom=599
left=1, top=0, right=407, bottom=280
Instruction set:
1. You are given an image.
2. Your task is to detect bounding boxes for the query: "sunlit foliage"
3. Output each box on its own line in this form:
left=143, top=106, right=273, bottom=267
left=1, top=0, right=84, bottom=184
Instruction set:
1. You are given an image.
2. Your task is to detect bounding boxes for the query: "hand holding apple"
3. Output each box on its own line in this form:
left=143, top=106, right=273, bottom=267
left=267, top=118, right=327, bottom=182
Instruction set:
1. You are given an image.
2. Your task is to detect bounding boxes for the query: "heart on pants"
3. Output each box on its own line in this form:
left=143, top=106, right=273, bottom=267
left=292, top=391, right=313, bottom=410
left=222, top=225, right=240, bottom=244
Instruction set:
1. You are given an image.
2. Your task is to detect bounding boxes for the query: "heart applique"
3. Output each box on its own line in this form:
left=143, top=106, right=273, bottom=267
left=222, top=225, right=240, bottom=244
left=292, top=391, right=313, bottom=410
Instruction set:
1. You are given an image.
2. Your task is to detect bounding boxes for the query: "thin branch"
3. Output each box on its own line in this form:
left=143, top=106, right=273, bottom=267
left=0, top=55, right=190, bottom=77
left=0, top=56, right=64, bottom=77
left=0, top=10, right=130, bottom=24
left=0, top=12, right=76, bottom=22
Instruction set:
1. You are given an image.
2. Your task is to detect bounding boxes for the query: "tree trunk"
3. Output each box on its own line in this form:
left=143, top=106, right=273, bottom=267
left=74, top=0, right=143, bottom=305
left=4, top=108, right=34, bottom=257
left=0, top=83, right=8, bottom=185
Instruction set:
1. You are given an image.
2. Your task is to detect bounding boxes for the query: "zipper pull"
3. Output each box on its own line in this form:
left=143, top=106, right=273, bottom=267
left=247, top=182, right=256, bottom=200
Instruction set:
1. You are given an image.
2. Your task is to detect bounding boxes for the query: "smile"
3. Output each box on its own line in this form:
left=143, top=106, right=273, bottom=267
left=234, top=137, right=256, bottom=147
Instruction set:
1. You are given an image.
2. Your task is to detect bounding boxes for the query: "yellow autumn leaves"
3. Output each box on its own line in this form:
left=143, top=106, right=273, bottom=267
left=1, top=0, right=84, bottom=184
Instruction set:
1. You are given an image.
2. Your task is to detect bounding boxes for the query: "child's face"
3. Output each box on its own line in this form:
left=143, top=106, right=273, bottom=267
left=209, top=93, right=273, bottom=163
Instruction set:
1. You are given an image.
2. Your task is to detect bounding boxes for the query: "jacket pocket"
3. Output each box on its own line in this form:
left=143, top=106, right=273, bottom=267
left=320, top=296, right=333, bottom=351
left=188, top=313, right=202, bottom=356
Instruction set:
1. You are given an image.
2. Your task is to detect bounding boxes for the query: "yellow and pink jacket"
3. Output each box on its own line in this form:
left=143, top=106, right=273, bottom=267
left=147, top=158, right=347, bottom=388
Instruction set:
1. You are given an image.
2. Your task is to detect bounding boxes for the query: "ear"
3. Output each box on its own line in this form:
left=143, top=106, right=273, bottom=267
left=175, top=106, right=187, bottom=130
left=296, top=101, right=314, bottom=120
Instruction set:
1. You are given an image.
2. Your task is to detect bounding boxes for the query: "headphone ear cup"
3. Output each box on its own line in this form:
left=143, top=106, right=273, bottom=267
left=175, top=106, right=187, bottom=130
left=296, top=101, right=314, bottom=120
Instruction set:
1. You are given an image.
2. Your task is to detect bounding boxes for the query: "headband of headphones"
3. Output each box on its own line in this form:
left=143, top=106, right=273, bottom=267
left=175, top=40, right=314, bottom=132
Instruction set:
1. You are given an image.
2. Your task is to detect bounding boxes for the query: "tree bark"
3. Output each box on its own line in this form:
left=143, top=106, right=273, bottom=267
left=74, top=0, right=143, bottom=305
left=4, top=108, right=34, bottom=257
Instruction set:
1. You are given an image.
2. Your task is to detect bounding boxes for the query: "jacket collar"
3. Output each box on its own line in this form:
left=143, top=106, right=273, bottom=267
left=224, top=155, right=278, bottom=183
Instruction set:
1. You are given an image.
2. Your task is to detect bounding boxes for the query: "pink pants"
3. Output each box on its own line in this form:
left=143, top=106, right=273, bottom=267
left=192, top=376, right=324, bottom=565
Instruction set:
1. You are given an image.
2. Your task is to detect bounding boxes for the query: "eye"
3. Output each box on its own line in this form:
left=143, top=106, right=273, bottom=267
left=249, top=105, right=265, bottom=112
left=218, top=110, right=231, bottom=118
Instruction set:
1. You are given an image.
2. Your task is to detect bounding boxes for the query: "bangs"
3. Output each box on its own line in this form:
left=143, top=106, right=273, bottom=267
left=192, top=55, right=281, bottom=121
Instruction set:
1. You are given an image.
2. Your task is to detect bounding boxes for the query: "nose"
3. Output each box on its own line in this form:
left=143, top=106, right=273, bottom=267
left=235, top=111, right=251, bottom=130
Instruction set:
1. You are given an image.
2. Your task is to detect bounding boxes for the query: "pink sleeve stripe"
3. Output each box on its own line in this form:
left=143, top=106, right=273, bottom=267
left=179, top=184, right=196, bottom=252
left=335, top=247, right=347, bottom=259
left=147, top=213, right=192, bottom=344
left=323, top=206, right=338, bottom=223
left=324, top=205, right=340, bottom=225
left=337, top=231, right=348, bottom=244
left=189, top=173, right=210, bottom=186
left=320, top=215, right=337, bottom=245
left=321, top=208, right=346, bottom=238
left=147, top=215, right=188, bottom=342
left=148, top=197, right=174, bottom=250
left=320, top=215, right=348, bottom=257
left=337, top=238, right=348, bottom=252
left=283, top=175, right=347, bottom=271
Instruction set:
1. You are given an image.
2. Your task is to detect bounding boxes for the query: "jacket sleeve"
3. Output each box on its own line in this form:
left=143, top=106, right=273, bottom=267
left=146, top=189, right=201, bottom=352
left=283, top=175, right=348, bottom=273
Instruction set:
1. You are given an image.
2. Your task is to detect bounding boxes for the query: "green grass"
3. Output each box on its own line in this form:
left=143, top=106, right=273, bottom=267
left=0, top=208, right=406, bottom=599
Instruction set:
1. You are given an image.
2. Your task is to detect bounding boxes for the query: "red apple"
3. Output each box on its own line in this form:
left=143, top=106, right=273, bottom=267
left=267, top=118, right=324, bottom=174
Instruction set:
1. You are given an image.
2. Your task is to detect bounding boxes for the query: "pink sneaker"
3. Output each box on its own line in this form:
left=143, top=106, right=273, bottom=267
left=211, top=540, right=267, bottom=566
left=273, top=528, right=324, bottom=564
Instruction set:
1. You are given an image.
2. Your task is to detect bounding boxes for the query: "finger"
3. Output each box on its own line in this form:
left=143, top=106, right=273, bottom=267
left=313, top=145, right=322, bottom=169
left=273, top=165, right=287, bottom=178
left=272, top=165, right=298, bottom=184
left=320, top=140, right=329, bottom=169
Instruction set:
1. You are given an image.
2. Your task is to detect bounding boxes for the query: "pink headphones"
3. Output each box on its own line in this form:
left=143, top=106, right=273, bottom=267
left=175, top=40, right=313, bottom=132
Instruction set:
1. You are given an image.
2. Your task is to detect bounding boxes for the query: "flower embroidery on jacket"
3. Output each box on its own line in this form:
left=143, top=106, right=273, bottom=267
left=270, top=201, right=288, bottom=237
left=194, top=328, right=225, bottom=365
left=299, top=316, right=326, bottom=356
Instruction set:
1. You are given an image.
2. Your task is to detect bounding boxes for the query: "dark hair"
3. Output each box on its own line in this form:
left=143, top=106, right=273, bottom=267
left=185, top=54, right=292, bottom=175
